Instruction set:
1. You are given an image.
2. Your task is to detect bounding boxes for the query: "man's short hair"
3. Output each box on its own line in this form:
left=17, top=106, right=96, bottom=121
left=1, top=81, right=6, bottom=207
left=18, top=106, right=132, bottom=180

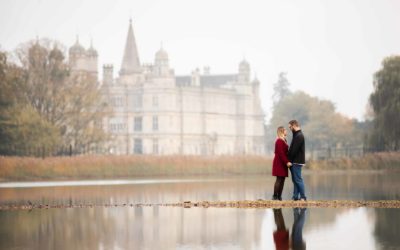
left=289, top=120, right=300, bottom=127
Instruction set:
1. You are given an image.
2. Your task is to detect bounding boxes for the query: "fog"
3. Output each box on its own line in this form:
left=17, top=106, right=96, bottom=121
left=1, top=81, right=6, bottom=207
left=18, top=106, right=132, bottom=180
left=1, top=0, right=400, bottom=121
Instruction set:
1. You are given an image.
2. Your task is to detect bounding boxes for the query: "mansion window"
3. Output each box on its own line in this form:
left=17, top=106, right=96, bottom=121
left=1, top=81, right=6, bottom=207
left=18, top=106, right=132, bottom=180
left=134, top=138, right=143, bottom=154
left=134, top=117, right=143, bottom=132
left=152, top=95, right=158, bottom=108
left=109, top=117, right=125, bottom=133
left=152, top=139, right=158, bottom=154
left=132, top=94, right=143, bottom=110
left=152, top=116, right=158, bottom=131
left=110, top=96, right=123, bottom=107
left=109, top=122, right=125, bottom=133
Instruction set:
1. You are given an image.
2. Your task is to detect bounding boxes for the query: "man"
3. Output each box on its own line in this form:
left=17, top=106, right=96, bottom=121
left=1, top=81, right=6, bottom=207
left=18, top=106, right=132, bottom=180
left=288, top=120, right=307, bottom=201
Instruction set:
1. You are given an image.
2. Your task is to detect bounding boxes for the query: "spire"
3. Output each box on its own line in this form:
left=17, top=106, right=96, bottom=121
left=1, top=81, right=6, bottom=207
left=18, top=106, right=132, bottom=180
left=35, top=35, right=39, bottom=44
left=120, top=19, right=142, bottom=75
left=69, top=35, right=85, bottom=55
left=87, top=38, right=98, bottom=57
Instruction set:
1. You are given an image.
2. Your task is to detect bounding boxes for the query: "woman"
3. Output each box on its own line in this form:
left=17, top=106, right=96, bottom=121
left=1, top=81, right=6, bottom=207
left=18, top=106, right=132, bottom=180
left=272, top=126, right=291, bottom=200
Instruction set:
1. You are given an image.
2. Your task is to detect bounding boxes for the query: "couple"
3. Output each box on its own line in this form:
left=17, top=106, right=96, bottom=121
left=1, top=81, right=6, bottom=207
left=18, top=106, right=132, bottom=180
left=272, top=120, right=307, bottom=201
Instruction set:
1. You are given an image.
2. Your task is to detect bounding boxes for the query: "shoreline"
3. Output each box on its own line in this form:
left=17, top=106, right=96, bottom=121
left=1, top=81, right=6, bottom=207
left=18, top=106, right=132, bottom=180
left=0, top=169, right=394, bottom=183
left=1, top=199, right=400, bottom=211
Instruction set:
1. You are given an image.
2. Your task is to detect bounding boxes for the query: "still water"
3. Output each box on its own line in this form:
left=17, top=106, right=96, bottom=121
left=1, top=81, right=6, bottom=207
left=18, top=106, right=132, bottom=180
left=0, top=171, right=399, bottom=250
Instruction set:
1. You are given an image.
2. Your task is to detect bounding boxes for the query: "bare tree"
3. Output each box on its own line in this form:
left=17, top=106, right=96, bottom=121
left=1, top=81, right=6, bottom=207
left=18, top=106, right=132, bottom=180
left=11, top=39, right=110, bottom=153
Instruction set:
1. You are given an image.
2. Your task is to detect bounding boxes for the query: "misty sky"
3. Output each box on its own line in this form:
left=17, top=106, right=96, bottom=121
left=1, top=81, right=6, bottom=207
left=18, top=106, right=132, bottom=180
left=1, top=0, right=399, bottom=121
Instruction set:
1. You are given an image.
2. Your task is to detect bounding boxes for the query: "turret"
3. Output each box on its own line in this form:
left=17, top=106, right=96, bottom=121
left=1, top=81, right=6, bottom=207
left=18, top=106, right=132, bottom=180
left=69, top=36, right=85, bottom=57
left=68, top=36, right=98, bottom=79
left=68, top=36, right=85, bottom=70
left=251, top=76, right=260, bottom=95
left=103, top=64, right=114, bottom=85
left=86, top=40, right=98, bottom=77
left=154, top=46, right=170, bottom=77
left=238, top=59, right=250, bottom=83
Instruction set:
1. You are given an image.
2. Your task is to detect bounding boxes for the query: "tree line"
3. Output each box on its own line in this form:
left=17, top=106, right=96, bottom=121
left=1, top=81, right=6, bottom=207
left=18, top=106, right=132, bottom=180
left=266, top=72, right=365, bottom=153
left=368, top=56, right=400, bottom=151
left=267, top=56, right=400, bottom=153
left=0, top=39, right=109, bottom=156
left=0, top=38, right=399, bottom=156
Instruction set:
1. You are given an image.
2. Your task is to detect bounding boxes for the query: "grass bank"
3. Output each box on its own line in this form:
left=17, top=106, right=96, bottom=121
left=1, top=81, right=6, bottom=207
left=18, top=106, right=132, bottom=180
left=0, top=155, right=271, bottom=181
left=307, top=151, right=400, bottom=170
left=0, top=152, right=399, bottom=181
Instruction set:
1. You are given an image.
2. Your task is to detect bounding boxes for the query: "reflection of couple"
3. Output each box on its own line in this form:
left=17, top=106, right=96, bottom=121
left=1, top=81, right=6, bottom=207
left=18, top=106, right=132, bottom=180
left=272, top=120, right=307, bottom=201
left=273, top=208, right=307, bottom=250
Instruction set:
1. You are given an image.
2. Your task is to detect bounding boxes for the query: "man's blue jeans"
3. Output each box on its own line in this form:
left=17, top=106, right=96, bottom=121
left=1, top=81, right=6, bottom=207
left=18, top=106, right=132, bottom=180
left=290, top=164, right=306, bottom=200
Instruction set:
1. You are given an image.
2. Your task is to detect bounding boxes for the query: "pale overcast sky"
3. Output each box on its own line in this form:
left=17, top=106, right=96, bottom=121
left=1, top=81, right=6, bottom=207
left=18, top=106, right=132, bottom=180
left=1, top=0, right=399, bottom=122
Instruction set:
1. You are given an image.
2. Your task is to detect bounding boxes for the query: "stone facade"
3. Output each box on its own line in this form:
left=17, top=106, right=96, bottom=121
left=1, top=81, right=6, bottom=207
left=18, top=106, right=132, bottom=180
left=69, top=20, right=265, bottom=155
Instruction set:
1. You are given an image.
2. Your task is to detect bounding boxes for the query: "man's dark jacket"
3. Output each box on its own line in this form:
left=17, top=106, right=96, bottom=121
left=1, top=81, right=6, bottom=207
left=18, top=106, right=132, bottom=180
left=288, top=130, right=305, bottom=164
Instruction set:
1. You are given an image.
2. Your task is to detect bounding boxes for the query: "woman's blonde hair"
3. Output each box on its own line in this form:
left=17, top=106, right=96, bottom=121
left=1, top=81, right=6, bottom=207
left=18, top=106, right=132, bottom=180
left=277, top=126, right=286, bottom=139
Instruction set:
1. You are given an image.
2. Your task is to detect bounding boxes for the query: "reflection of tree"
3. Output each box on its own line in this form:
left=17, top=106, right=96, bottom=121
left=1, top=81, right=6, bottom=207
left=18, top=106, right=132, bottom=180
left=0, top=206, right=266, bottom=249
left=374, top=208, right=400, bottom=248
left=0, top=208, right=118, bottom=250
left=2, top=175, right=400, bottom=249
left=2, top=173, right=398, bottom=210
left=306, top=173, right=400, bottom=201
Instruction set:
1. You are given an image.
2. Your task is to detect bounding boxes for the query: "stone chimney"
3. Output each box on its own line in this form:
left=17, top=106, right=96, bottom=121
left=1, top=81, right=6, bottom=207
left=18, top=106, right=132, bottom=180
left=203, top=66, right=210, bottom=75
left=191, top=68, right=201, bottom=86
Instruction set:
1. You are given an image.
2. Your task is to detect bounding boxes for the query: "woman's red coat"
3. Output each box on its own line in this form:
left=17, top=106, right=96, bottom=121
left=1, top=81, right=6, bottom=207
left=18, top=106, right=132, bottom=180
left=272, top=138, right=289, bottom=177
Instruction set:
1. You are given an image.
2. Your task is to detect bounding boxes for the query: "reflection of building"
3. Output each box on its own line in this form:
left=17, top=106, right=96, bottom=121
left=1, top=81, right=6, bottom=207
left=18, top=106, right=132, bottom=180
left=68, top=20, right=265, bottom=155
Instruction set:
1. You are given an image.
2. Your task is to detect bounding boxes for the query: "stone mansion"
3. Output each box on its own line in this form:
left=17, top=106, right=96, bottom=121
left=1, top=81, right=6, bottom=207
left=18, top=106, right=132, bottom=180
left=68, top=20, right=265, bottom=155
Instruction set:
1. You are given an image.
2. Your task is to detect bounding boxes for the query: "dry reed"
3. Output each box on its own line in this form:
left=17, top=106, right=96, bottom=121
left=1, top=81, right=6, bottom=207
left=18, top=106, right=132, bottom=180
left=1, top=152, right=399, bottom=181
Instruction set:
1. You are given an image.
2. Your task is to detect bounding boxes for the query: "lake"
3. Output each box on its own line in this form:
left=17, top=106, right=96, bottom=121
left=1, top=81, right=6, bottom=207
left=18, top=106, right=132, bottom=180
left=0, top=170, right=399, bottom=250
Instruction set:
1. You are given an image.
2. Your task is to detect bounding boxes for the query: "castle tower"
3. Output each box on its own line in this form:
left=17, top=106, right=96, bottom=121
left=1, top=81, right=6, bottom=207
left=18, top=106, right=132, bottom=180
left=68, top=36, right=86, bottom=72
left=251, top=75, right=260, bottom=95
left=103, top=64, right=114, bottom=85
left=86, top=40, right=98, bottom=78
left=68, top=36, right=98, bottom=79
left=238, top=59, right=250, bottom=83
left=154, top=45, right=170, bottom=77
left=120, top=19, right=142, bottom=76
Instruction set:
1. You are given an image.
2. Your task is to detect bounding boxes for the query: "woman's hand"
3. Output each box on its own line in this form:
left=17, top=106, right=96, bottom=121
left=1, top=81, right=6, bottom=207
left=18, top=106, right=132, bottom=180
left=287, top=162, right=292, bottom=168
